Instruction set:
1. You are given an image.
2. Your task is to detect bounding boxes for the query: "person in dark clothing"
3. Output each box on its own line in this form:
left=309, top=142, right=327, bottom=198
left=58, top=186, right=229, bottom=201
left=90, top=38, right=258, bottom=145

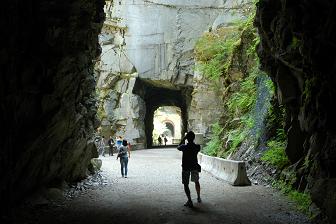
left=117, top=139, right=131, bottom=178
left=177, top=131, right=202, bottom=208
left=158, top=136, right=162, bottom=146
left=164, top=136, right=168, bottom=146
left=108, top=136, right=115, bottom=156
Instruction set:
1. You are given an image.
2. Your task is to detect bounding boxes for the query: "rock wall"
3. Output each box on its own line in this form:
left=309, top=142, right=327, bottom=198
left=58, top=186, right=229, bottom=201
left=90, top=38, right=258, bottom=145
left=188, top=69, right=226, bottom=136
left=255, top=0, right=336, bottom=222
left=96, top=0, right=248, bottom=145
left=0, top=0, right=105, bottom=212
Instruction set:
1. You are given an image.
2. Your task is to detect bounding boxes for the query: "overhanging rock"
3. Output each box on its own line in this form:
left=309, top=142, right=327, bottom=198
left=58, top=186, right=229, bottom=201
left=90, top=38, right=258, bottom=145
left=198, top=153, right=251, bottom=186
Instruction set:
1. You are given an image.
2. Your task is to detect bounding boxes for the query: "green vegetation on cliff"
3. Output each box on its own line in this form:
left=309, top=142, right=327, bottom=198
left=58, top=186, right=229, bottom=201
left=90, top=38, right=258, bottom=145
left=261, top=129, right=289, bottom=169
left=195, top=5, right=288, bottom=166
left=194, top=4, right=312, bottom=216
left=195, top=9, right=271, bottom=158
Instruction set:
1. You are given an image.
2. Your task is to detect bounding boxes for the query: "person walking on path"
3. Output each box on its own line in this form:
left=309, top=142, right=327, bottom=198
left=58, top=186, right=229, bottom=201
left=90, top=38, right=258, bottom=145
left=177, top=131, right=202, bottom=208
left=108, top=136, right=115, bottom=156
left=158, top=136, right=162, bottom=146
left=99, top=136, right=106, bottom=157
left=116, top=139, right=131, bottom=178
left=164, top=136, right=168, bottom=146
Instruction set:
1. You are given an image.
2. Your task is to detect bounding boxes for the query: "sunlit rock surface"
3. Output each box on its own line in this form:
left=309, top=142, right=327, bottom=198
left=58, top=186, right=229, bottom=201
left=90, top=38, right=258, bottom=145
left=96, top=0, right=247, bottom=145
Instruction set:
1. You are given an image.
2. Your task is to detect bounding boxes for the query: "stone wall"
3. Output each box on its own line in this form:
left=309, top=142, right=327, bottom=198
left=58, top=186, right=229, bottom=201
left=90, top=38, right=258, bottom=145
left=188, top=69, right=226, bottom=136
left=255, top=0, right=336, bottom=222
left=0, top=0, right=105, bottom=212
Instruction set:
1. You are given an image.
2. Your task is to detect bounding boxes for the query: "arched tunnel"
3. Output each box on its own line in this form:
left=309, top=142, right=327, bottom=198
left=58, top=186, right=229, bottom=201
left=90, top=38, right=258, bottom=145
left=1, top=0, right=336, bottom=223
left=132, top=78, right=191, bottom=148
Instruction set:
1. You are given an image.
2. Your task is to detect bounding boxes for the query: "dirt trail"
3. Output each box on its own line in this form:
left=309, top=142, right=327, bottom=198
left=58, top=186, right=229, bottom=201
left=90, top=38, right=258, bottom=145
left=14, top=148, right=310, bottom=224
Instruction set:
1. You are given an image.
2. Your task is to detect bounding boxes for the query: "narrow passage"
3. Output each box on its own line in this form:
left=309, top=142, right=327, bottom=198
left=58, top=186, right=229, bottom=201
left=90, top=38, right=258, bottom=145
left=23, top=148, right=310, bottom=224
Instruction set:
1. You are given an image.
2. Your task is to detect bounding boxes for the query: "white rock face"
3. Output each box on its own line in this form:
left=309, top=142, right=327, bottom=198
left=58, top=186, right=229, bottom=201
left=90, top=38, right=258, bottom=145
left=103, top=0, right=246, bottom=85
left=96, top=0, right=248, bottom=147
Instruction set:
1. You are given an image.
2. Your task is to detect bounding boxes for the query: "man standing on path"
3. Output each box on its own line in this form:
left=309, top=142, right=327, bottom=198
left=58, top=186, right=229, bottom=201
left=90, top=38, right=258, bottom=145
left=177, top=131, right=202, bottom=208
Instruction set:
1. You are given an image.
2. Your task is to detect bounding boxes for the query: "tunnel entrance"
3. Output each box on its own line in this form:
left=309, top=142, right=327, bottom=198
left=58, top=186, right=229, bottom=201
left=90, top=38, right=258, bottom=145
left=132, top=78, right=192, bottom=148
left=153, top=106, right=182, bottom=146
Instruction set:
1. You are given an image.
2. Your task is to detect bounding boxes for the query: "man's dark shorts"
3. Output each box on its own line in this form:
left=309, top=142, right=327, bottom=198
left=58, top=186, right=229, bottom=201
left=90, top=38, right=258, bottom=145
left=182, top=170, right=199, bottom=184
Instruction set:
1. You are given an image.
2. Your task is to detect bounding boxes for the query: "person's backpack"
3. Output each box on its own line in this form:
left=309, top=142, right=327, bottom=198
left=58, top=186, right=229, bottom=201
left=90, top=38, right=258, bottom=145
left=118, top=146, right=127, bottom=156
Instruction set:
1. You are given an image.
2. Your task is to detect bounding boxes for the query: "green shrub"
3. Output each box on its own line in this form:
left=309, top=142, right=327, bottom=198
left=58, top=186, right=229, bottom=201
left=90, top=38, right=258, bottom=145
left=261, top=135, right=289, bottom=169
left=227, top=71, right=257, bottom=116
left=194, top=27, right=240, bottom=80
left=203, top=122, right=223, bottom=156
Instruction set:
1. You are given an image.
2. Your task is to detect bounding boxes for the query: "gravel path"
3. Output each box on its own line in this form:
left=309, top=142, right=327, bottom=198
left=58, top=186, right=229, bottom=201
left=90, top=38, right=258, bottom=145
left=16, top=148, right=310, bottom=224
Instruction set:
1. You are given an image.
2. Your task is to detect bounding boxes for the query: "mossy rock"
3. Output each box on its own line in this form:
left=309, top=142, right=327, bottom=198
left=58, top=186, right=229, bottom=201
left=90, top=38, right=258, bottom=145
left=88, top=158, right=102, bottom=174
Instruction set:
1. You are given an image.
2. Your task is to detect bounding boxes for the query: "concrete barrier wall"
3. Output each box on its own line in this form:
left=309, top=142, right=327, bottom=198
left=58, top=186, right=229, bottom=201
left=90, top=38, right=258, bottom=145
left=198, top=153, right=251, bottom=186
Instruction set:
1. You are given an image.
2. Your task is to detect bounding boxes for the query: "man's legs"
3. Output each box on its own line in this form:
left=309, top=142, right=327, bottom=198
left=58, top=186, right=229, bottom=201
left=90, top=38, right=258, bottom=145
left=124, top=157, right=128, bottom=177
left=120, top=158, right=125, bottom=177
left=183, top=184, right=192, bottom=202
left=182, top=171, right=193, bottom=207
left=190, top=171, right=201, bottom=203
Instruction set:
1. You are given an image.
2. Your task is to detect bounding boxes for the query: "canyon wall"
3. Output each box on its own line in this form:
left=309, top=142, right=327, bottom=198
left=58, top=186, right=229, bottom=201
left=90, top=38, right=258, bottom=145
left=256, top=0, right=336, bottom=222
left=0, top=0, right=105, bottom=210
left=96, top=0, right=247, bottom=146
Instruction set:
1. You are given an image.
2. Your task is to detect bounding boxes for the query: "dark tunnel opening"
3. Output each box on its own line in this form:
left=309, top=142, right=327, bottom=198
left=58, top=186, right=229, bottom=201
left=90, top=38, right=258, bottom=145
left=132, top=78, right=192, bottom=148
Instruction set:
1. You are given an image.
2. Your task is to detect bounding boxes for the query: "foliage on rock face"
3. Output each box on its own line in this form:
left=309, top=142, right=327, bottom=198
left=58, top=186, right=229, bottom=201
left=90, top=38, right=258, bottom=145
left=194, top=27, right=240, bottom=80
left=96, top=88, right=111, bottom=120
left=196, top=3, right=288, bottom=163
left=196, top=7, right=272, bottom=158
left=203, top=122, right=224, bottom=156
left=261, top=129, right=289, bottom=168
left=260, top=100, right=289, bottom=168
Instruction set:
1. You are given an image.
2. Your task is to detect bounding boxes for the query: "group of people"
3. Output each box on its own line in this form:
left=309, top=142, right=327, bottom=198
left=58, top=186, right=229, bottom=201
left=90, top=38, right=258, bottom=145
left=157, top=135, right=168, bottom=146
left=97, top=130, right=202, bottom=207
left=97, top=135, right=131, bottom=178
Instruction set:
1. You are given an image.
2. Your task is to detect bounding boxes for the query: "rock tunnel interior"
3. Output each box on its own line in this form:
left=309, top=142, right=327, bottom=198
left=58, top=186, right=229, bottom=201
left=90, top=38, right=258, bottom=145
left=132, top=78, right=191, bottom=148
left=1, top=0, right=336, bottom=223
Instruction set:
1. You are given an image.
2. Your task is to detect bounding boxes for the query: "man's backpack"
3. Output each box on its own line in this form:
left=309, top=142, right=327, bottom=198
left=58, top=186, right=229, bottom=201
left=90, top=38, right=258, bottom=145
left=118, top=146, right=127, bottom=156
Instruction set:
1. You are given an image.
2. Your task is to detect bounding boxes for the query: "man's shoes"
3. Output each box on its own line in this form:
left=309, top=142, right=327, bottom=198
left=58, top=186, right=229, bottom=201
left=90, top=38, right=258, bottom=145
left=184, top=200, right=193, bottom=208
left=197, top=197, right=202, bottom=203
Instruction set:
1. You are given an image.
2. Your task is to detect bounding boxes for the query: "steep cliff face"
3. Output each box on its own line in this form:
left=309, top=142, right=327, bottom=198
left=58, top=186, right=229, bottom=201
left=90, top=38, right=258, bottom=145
left=255, top=0, right=336, bottom=222
left=96, top=0, right=247, bottom=145
left=0, top=0, right=105, bottom=211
